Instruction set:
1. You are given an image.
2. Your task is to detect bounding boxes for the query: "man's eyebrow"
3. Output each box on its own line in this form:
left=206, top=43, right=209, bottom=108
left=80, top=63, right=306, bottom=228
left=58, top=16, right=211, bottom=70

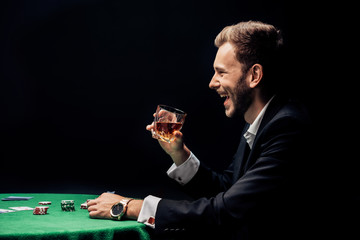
left=214, top=66, right=226, bottom=72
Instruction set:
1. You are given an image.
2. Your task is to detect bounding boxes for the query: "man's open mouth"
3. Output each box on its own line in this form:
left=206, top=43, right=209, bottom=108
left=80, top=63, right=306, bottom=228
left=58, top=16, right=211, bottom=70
left=220, top=94, right=230, bottom=106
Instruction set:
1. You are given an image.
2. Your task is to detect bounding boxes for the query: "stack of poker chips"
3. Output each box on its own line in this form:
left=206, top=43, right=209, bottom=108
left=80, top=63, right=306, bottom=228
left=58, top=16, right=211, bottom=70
left=33, top=206, right=49, bottom=215
left=33, top=201, right=51, bottom=215
left=80, top=199, right=93, bottom=209
left=80, top=199, right=94, bottom=209
left=61, top=200, right=75, bottom=212
left=80, top=202, right=87, bottom=209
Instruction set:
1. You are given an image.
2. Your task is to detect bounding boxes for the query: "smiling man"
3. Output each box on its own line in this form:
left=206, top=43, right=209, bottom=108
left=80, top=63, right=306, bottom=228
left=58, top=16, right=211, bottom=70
left=211, top=41, right=256, bottom=120
left=88, top=21, right=313, bottom=240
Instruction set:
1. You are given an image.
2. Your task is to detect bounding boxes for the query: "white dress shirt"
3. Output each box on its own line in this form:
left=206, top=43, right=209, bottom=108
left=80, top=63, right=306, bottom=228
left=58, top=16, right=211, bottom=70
left=137, top=96, right=274, bottom=228
left=243, top=96, right=274, bottom=149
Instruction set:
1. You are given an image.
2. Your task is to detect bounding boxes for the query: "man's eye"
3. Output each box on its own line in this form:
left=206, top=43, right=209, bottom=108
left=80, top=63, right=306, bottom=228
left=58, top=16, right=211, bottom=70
left=214, top=68, right=226, bottom=76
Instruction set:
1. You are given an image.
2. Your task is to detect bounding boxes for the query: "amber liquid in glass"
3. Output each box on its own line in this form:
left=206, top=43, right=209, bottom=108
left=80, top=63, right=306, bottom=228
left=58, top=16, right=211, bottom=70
left=155, top=122, right=183, bottom=142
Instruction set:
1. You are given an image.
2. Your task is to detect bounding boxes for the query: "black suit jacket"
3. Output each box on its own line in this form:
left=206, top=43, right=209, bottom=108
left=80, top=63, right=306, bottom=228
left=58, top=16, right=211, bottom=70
left=154, top=96, right=315, bottom=240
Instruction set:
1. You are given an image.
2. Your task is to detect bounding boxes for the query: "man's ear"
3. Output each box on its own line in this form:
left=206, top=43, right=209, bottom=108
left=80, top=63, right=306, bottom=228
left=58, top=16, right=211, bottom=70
left=249, top=64, right=263, bottom=88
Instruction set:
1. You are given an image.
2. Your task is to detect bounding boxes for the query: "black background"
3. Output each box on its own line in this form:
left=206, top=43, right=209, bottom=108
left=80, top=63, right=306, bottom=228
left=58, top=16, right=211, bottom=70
left=0, top=0, right=356, bottom=214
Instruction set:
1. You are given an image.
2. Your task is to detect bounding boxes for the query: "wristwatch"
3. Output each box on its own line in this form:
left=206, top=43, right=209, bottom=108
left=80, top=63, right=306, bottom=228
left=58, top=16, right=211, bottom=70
left=110, top=198, right=134, bottom=220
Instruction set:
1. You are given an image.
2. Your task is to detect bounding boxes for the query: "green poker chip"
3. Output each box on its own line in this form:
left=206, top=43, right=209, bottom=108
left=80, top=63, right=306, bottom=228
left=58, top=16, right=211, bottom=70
left=61, top=200, right=75, bottom=211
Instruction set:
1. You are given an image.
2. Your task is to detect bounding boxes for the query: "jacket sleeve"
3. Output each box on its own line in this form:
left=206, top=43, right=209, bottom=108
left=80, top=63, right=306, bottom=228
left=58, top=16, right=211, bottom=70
left=180, top=157, right=236, bottom=198
left=179, top=125, right=251, bottom=199
left=154, top=115, right=311, bottom=235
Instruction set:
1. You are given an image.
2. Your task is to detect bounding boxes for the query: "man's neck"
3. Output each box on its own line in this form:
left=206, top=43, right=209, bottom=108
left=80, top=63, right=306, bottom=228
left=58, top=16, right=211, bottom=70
left=244, top=93, right=270, bottom=124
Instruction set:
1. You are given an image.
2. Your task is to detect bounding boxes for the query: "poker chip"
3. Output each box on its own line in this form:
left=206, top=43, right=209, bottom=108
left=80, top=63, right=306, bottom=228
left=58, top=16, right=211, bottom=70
left=38, top=201, right=51, bottom=205
left=33, top=206, right=49, bottom=215
left=61, top=200, right=75, bottom=212
left=80, top=203, right=87, bottom=209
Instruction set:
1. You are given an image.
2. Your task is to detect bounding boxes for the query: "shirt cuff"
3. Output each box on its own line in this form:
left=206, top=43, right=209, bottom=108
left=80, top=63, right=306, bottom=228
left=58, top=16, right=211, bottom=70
left=137, top=195, right=161, bottom=229
left=166, top=152, right=200, bottom=185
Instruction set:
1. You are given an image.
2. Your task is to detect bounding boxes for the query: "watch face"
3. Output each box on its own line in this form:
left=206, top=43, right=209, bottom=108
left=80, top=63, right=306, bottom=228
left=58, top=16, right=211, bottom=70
left=112, top=203, right=124, bottom=216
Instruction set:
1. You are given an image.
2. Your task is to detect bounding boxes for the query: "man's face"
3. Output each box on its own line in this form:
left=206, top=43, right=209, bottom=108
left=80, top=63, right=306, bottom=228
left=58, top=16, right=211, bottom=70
left=209, top=42, right=253, bottom=118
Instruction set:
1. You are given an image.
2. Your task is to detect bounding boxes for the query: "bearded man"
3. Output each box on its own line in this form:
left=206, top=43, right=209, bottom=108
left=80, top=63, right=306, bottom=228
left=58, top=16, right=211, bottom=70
left=88, top=21, right=314, bottom=240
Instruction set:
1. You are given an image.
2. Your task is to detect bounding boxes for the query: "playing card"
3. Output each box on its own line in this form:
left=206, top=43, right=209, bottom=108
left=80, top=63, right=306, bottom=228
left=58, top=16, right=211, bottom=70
left=0, top=209, right=15, bottom=213
left=9, top=206, right=34, bottom=211
left=1, top=196, right=33, bottom=201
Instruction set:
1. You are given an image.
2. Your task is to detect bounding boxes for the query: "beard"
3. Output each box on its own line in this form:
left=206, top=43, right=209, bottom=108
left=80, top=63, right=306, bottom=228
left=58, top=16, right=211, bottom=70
left=232, top=74, right=253, bottom=118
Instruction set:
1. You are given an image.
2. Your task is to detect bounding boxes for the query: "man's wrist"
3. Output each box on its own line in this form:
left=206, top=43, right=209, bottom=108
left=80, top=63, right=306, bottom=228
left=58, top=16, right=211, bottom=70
left=125, top=199, right=143, bottom=220
left=171, top=145, right=191, bottom=166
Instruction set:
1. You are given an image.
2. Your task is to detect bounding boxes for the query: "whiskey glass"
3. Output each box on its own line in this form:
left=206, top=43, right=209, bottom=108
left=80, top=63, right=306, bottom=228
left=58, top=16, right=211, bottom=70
left=151, top=105, right=186, bottom=143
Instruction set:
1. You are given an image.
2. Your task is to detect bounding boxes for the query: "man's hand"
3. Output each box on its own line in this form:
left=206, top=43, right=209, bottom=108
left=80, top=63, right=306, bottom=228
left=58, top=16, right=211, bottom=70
left=146, top=121, right=190, bottom=166
left=87, top=193, right=143, bottom=220
left=87, top=193, right=122, bottom=219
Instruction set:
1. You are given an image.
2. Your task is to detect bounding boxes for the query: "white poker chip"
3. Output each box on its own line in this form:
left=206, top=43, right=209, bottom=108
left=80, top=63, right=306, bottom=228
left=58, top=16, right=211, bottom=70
left=38, top=201, right=51, bottom=205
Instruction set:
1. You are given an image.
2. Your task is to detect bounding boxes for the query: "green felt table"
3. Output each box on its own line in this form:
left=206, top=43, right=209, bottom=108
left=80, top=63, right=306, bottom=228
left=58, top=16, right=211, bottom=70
left=0, top=193, right=151, bottom=240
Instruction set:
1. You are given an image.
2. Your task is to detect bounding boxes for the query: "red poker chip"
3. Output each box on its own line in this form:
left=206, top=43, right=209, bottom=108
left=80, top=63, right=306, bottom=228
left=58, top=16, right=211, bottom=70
left=38, top=201, right=51, bottom=205
left=80, top=203, right=88, bottom=209
left=33, top=206, right=49, bottom=215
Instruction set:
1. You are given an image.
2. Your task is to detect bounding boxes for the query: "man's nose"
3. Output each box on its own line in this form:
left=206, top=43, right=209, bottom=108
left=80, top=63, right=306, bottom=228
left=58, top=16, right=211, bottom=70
left=209, top=74, right=220, bottom=89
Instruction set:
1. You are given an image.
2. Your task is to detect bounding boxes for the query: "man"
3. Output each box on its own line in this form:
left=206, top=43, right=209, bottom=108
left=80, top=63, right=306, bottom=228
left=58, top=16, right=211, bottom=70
left=88, top=21, right=313, bottom=239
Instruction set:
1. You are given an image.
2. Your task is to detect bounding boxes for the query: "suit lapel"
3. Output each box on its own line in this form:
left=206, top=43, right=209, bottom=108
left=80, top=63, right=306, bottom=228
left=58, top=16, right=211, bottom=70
left=258, top=96, right=284, bottom=136
left=233, top=124, right=250, bottom=181
left=234, top=96, right=286, bottom=179
left=252, top=95, right=285, bottom=148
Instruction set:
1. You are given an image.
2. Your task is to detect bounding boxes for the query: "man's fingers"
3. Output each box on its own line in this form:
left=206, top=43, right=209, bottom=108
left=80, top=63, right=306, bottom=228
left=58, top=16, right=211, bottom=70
left=146, top=122, right=155, bottom=131
left=89, top=208, right=111, bottom=219
left=174, top=131, right=183, bottom=143
left=174, top=131, right=182, bottom=138
left=88, top=205, right=110, bottom=219
left=146, top=122, right=161, bottom=140
left=87, top=205, right=96, bottom=212
left=89, top=210, right=100, bottom=219
left=87, top=200, right=96, bottom=206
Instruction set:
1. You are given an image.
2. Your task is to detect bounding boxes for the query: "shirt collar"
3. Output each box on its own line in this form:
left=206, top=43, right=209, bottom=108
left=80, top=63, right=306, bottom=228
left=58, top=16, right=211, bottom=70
left=243, top=96, right=275, bottom=149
